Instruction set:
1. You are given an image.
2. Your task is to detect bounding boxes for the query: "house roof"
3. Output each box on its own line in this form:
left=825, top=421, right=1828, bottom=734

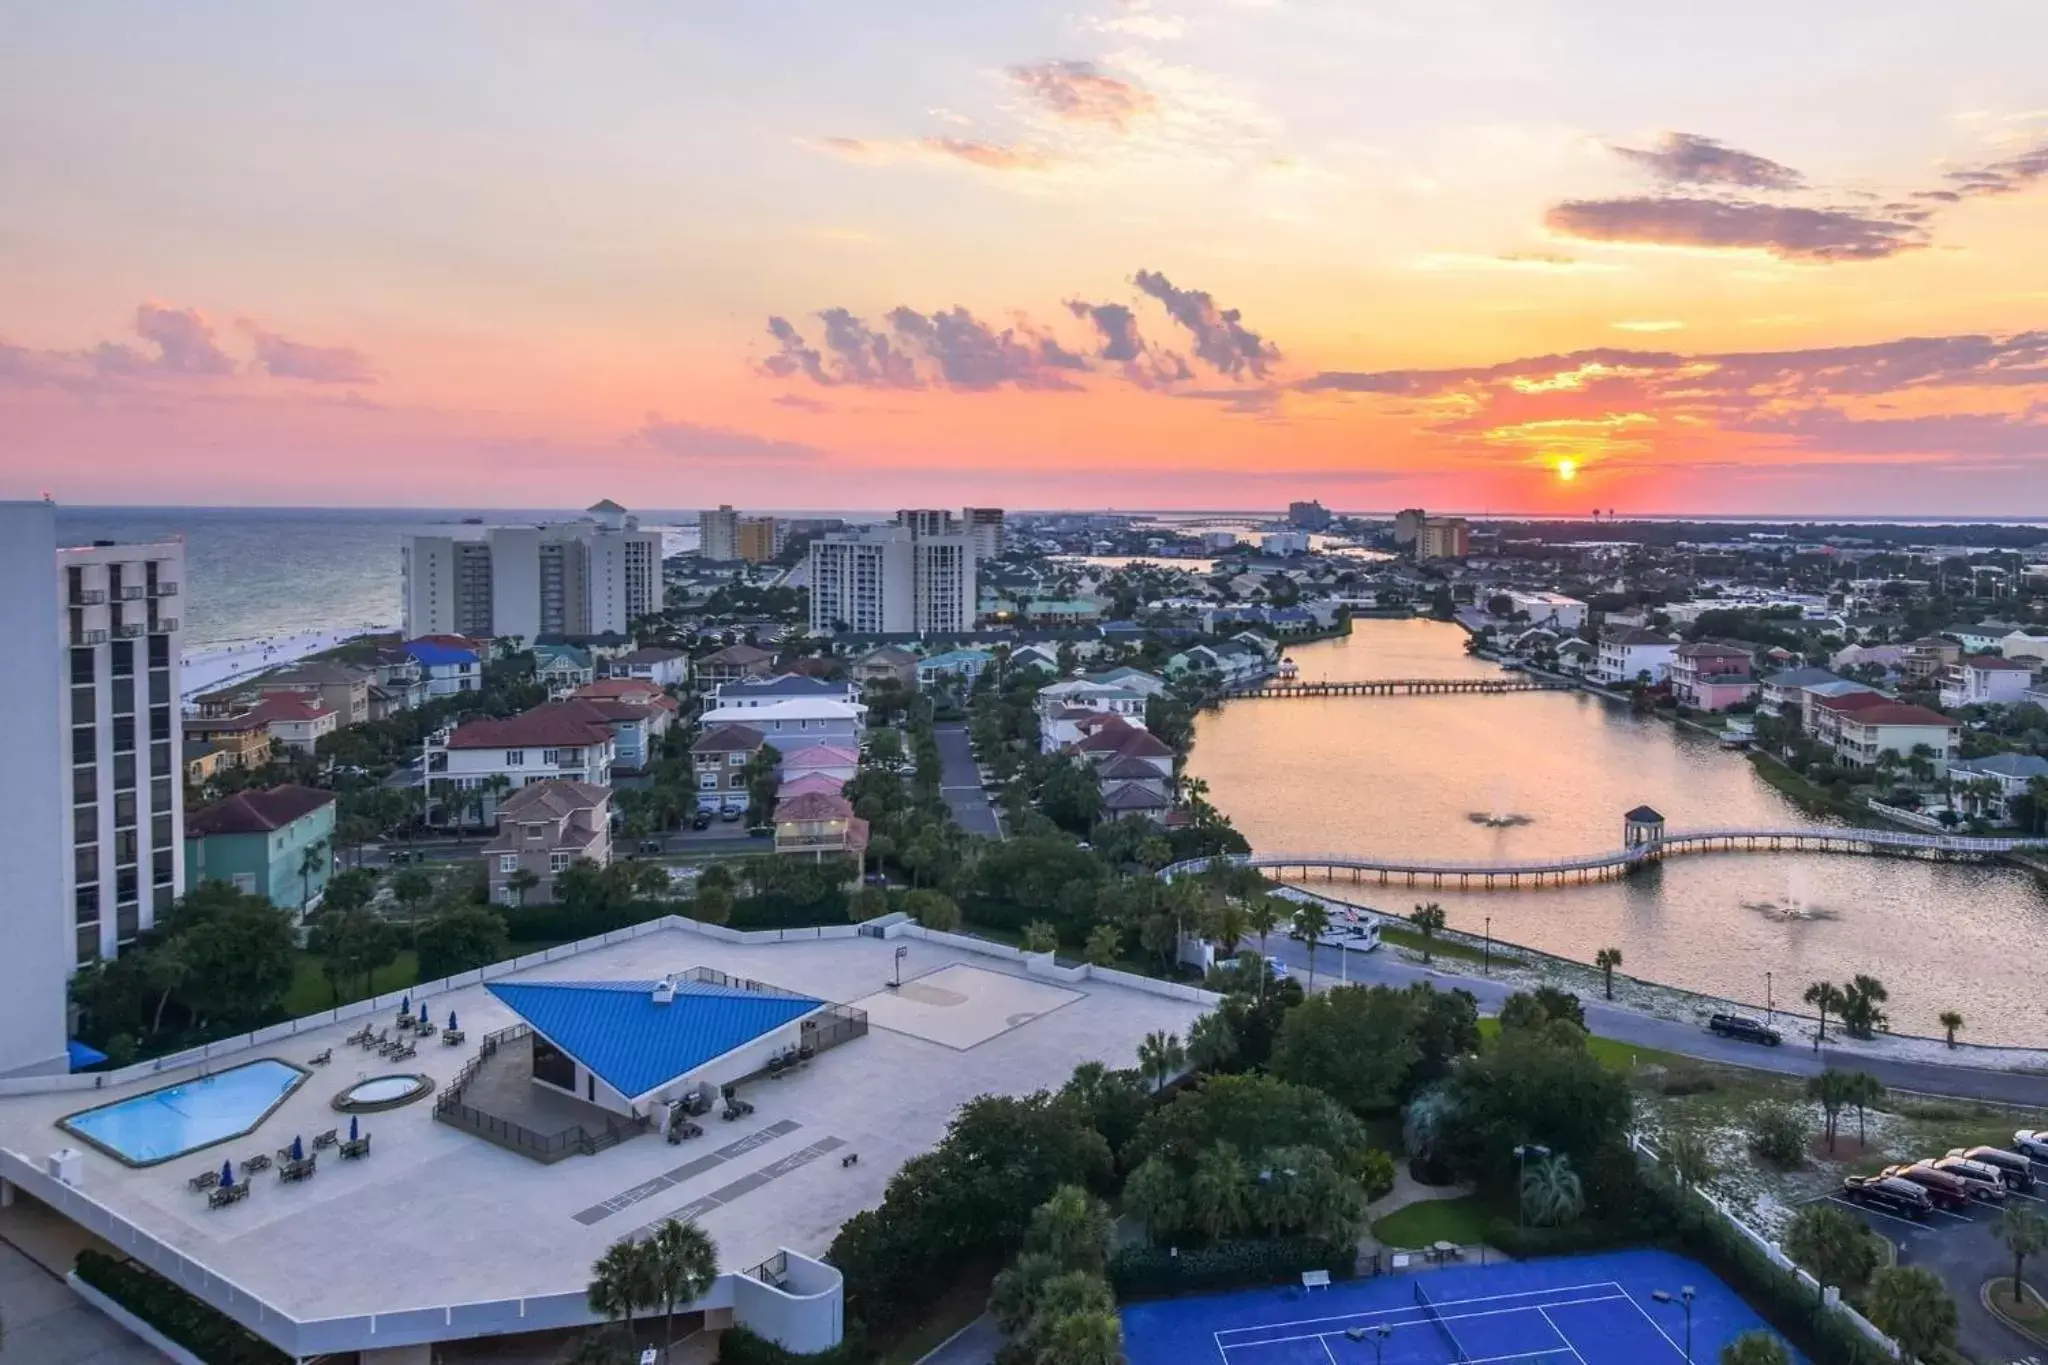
left=248, top=693, right=337, bottom=724
left=775, top=790, right=855, bottom=822
left=775, top=773, right=846, bottom=800
left=615, top=647, right=688, bottom=665
left=573, top=679, right=676, bottom=709
left=719, top=674, right=849, bottom=699
left=1952, top=753, right=2048, bottom=778
left=857, top=645, right=918, bottom=666
left=1101, top=781, right=1171, bottom=811
left=1603, top=627, right=1676, bottom=647
left=1674, top=642, right=1753, bottom=660
left=404, top=639, right=480, bottom=667
left=1762, top=666, right=1840, bottom=688
left=497, top=779, right=610, bottom=821
left=1812, top=690, right=1894, bottom=715
left=1623, top=805, right=1665, bottom=824
left=444, top=705, right=614, bottom=750
left=187, top=785, right=335, bottom=837
left=255, top=660, right=369, bottom=687
left=1838, top=702, right=1956, bottom=729
left=780, top=744, right=860, bottom=768
left=700, top=698, right=864, bottom=728
left=1098, top=754, right=1169, bottom=781
left=1962, top=655, right=2036, bottom=671
left=1084, top=728, right=1174, bottom=760
left=700, top=643, right=776, bottom=668
left=485, top=979, right=824, bottom=1101
left=919, top=649, right=993, bottom=670
left=693, top=723, right=765, bottom=753
left=534, top=644, right=595, bottom=669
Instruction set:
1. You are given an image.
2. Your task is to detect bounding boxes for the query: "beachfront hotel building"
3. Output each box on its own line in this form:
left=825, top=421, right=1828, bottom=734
left=806, top=522, right=977, bottom=636
left=402, top=500, right=660, bottom=643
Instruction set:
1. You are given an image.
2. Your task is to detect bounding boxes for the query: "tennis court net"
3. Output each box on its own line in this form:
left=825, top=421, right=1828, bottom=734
left=1412, top=1281, right=1471, bottom=1363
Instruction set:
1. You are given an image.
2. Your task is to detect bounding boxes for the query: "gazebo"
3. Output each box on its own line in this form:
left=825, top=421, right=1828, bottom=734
left=1622, top=805, right=1667, bottom=847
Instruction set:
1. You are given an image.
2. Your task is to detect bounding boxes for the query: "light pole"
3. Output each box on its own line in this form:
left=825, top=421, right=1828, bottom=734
left=1765, top=971, right=1773, bottom=1025
left=1484, top=917, right=1492, bottom=975
left=1513, top=1143, right=1550, bottom=1228
left=1651, top=1285, right=1695, bottom=1362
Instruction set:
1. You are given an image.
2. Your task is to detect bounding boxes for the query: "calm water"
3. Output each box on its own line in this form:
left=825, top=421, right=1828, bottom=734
left=60, top=1058, right=306, bottom=1165
left=54, top=507, right=698, bottom=648
left=1190, top=619, right=2048, bottom=1044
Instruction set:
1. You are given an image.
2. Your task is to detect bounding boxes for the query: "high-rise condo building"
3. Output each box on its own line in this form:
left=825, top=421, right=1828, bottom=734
left=894, top=508, right=958, bottom=539
left=963, top=507, right=1005, bottom=562
left=808, top=523, right=977, bottom=636
left=736, top=516, right=779, bottom=563
left=58, top=527, right=188, bottom=968
left=700, top=504, right=741, bottom=562
left=402, top=501, right=659, bottom=641
left=1416, top=516, right=1471, bottom=561
left=0, top=502, right=72, bottom=1076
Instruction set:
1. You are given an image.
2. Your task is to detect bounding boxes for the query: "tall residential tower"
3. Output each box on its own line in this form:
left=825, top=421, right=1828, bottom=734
left=402, top=501, right=659, bottom=641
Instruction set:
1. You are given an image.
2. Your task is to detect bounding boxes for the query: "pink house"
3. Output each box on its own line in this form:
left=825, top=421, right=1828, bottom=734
left=1670, top=643, right=1758, bottom=712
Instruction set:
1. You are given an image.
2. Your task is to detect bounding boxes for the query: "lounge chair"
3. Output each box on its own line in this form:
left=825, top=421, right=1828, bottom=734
left=207, top=1183, right=248, bottom=1209
left=392, top=1042, right=417, bottom=1061
left=340, top=1135, right=371, bottom=1160
left=345, top=1026, right=374, bottom=1047
left=442, top=1028, right=466, bottom=1046
left=414, top=1019, right=437, bottom=1037
left=242, top=1153, right=273, bottom=1174
left=307, top=1048, right=333, bottom=1066
left=279, top=1157, right=316, bottom=1183
left=187, top=1169, right=220, bottom=1193
left=312, top=1128, right=338, bottom=1150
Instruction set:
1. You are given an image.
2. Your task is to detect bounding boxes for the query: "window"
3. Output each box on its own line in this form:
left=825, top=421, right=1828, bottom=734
left=111, top=640, right=133, bottom=677
left=73, top=766, right=97, bottom=802
left=114, top=829, right=138, bottom=866
left=70, top=646, right=94, bottom=685
left=72, top=726, right=97, bottom=764
left=75, top=884, right=97, bottom=921
left=541, top=749, right=558, bottom=764
left=498, top=854, right=518, bottom=873
left=75, top=846, right=98, bottom=885
left=698, top=772, right=718, bottom=790
left=548, top=851, right=570, bottom=873
left=232, top=873, right=257, bottom=895
left=112, top=717, right=135, bottom=753
left=524, top=823, right=546, bottom=841
left=148, top=633, right=169, bottom=668
left=73, top=807, right=96, bottom=843
left=76, top=926, right=100, bottom=965
left=114, top=791, right=136, bottom=827
left=728, top=752, right=746, bottom=767
left=505, top=749, right=524, bottom=766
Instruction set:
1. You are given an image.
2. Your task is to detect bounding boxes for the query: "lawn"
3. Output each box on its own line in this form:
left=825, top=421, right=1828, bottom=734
left=1475, top=1016, right=1700, bottom=1075
left=1369, top=1195, right=1496, bottom=1249
left=1378, top=924, right=1520, bottom=968
left=284, top=949, right=421, bottom=1018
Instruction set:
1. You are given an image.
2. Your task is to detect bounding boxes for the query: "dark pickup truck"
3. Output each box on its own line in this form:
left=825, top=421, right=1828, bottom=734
left=1707, top=1014, right=1782, bottom=1046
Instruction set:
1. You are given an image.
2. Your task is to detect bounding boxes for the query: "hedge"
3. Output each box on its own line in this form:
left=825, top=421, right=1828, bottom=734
left=718, top=1322, right=873, bottom=1365
left=1108, top=1237, right=1353, bottom=1299
left=74, top=1248, right=290, bottom=1365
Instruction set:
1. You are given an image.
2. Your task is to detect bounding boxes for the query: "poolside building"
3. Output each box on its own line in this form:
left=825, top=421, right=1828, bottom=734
left=0, top=923, right=1209, bottom=1361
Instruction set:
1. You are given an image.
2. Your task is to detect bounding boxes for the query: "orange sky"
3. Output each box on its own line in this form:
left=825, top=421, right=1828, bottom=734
left=4, top=2, right=2047, bottom=514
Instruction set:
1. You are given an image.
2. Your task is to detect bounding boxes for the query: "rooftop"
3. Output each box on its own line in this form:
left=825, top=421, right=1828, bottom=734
left=443, top=704, right=614, bottom=751
left=0, top=927, right=1206, bottom=1327
left=186, top=785, right=335, bottom=837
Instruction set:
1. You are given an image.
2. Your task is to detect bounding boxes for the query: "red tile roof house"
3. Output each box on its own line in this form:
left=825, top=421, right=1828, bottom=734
left=482, top=779, right=613, bottom=906
left=247, top=692, right=341, bottom=754
left=1807, top=689, right=1899, bottom=748
left=692, top=723, right=765, bottom=813
left=772, top=791, right=870, bottom=862
left=561, top=689, right=678, bottom=772
left=1816, top=696, right=1962, bottom=773
left=426, top=704, right=618, bottom=828
left=1669, top=643, right=1759, bottom=712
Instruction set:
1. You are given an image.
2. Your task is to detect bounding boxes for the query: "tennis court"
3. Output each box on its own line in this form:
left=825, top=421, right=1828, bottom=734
left=1122, top=1249, right=1804, bottom=1365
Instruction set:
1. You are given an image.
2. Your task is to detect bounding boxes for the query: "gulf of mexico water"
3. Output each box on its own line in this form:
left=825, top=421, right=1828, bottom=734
left=53, top=507, right=701, bottom=649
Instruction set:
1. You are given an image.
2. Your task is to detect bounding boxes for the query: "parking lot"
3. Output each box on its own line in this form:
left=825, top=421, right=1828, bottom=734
left=1813, top=1148, right=2048, bottom=1363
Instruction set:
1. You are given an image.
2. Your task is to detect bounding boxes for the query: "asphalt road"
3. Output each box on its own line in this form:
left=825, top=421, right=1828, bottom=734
left=933, top=723, right=1002, bottom=838
left=1260, top=931, right=2048, bottom=1109
left=1822, top=1174, right=2048, bottom=1363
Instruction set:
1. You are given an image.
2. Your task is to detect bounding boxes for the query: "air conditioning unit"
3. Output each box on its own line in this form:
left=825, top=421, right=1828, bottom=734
left=651, top=976, right=676, bottom=1005
left=47, top=1147, right=83, bottom=1187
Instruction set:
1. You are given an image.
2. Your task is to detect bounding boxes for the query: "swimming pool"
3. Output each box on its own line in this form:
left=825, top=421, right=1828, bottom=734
left=60, top=1059, right=310, bottom=1167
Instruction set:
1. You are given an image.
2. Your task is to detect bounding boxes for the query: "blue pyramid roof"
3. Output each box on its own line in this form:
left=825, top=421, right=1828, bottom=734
left=486, top=979, right=823, bottom=1099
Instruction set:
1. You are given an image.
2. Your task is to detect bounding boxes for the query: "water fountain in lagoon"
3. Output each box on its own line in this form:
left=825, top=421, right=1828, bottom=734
left=1468, top=776, right=1534, bottom=828
left=1743, top=865, right=1839, bottom=922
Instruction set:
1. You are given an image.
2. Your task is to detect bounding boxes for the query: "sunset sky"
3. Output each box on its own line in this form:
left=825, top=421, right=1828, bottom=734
left=5, top=1, right=2048, bottom=514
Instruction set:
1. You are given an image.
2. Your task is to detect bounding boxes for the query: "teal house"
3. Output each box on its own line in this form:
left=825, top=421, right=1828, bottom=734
left=184, top=785, right=337, bottom=914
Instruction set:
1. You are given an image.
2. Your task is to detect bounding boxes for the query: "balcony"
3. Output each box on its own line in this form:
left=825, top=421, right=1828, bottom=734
left=115, top=585, right=145, bottom=601
left=72, top=627, right=108, bottom=646
left=149, top=581, right=178, bottom=597
left=114, top=623, right=146, bottom=638
left=151, top=618, right=180, bottom=634
left=69, top=589, right=106, bottom=606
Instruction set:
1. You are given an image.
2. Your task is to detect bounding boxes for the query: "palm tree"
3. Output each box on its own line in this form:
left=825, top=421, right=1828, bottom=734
left=1594, top=947, right=1623, bottom=1000
left=1187, top=1010, right=1238, bottom=1073
left=1719, top=1331, right=1790, bottom=1365
left=1027, top=1185, right=1113, bottom=1275
left=1806, top=1069, right=1853, bottom=1152
left=1802, top=980, right=1845, bottom=1043
left=1409, top=902, right=1447, bottom=964
left=1136, top=1030, right=1186, bottom=1093
left=644, top=1217, right=718, bottom=1359
left=1291, top=902, right=1330, bottom=988
left=297, top=837, right=330, bottom=910
left=1939, top=1010, right=1964, bottom=1048
left=1189, top=1143, right=1253, bottom=1239
left=1039, top=1309, right=1123, bottom=1365
left=1865, top=1266, right=1958, bottom=1362
left=1664, top=1126, right=1715, bottom=1190
left=1843, top=1071, right=1884, bottom=1147
left=1023, top=921, right=1060, bottom=955
left=2003, top=1205, right=2048, bottom=1305
left=142, top=940, right=190, bottom=1038
left=1243, top=897, right=1281, bottom=999
left=1520, top=1154, right=1585, bottom=1228
left=1082, top=923, right=1122, bottom=967
left=507, top=867, right=540, bottom=907
left=587, top=1236, right=657, bottom=1346
left=1201, top=898, right=1249, bottom=955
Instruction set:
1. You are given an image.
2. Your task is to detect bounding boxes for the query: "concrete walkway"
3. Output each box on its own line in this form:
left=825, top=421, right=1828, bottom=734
left=917, top=1312, right=1001, bottom=1365
left=1357, top=1166, right=1476, bottom=1259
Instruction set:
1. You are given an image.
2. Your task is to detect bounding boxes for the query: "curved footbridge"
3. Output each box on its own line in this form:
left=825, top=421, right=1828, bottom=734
left=1167, top=824, right=2048, bottom=891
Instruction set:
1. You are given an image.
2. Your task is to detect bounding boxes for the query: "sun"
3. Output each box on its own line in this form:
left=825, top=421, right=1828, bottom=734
left=1554, top=456, right=1579, bottom=482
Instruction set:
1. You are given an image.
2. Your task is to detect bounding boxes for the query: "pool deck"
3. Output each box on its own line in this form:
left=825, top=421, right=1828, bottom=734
left=0, top=928, right=1204, bottom=1324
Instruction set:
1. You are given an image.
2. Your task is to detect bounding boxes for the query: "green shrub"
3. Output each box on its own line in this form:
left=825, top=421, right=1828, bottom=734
left=1747, top=1104, right=1810, bottom=1169
left=502, top=899, right=671, bottom=944
left=718, top=1322, right=872, bottom=1365
left=74, top=1248, right=290, bottom=1365
left=1107, top=1237, right=1351, bottom=1299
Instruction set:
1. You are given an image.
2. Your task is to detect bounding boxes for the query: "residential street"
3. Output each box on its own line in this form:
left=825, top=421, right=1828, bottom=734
left=932, top=723, right=1002, bottom=838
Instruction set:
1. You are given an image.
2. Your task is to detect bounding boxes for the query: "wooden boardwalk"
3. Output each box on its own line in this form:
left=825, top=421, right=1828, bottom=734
left=1164, top=826, right=2048, bottom=890
left=1216, top=677, right=1573, bottom=699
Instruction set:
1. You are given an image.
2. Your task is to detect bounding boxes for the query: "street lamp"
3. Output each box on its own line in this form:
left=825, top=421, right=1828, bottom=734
left=1512, top=1143, right=1550, bottom=1228
left=1650, top=1285, right=1695, bottom=1362
left=1766, top=971, right=1774, bottom=1024
left=1484, top=916, right=1492, bottom=975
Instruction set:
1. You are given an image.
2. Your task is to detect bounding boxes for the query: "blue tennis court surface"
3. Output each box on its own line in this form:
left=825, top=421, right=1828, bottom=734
left=1122, top=1249, right=1804, bottom=1365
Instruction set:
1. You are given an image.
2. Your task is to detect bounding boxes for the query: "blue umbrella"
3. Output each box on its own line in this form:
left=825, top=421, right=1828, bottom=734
left=448, top=1010, right=458, bottom=1031
left=349, top=1115, right=359, bottom=1142
left=291, top=1135, right=304, bottom=1163
left=400, top=993, right=411, bottom=1015
left=219, top=1159, right=234, bottom=1188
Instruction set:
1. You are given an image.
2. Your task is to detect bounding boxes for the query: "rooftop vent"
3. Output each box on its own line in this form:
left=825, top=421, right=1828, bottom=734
left=651, top=976, right=677, bottom=1006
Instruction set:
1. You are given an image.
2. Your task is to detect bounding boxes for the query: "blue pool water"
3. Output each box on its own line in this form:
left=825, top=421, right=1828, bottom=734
left=61, top=1059, right=308, bottom=1166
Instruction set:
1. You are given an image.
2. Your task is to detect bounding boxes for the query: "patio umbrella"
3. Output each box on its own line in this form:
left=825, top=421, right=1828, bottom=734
left=219, top=1159, right=234, bottom=1187
left=291, top=1135, right=305, bottom=1163
left=349, top=1115, right=359, bottom=1142
left=400, top=993, right=411, bottom=1015
left=448, top=1010, right=458, bottom=1031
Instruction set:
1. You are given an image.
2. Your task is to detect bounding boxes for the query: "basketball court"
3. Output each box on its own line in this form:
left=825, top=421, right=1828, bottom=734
left=849, top=963, right=1083, bottom=1049
left=1122, top=1250, right=1804, bottom=1365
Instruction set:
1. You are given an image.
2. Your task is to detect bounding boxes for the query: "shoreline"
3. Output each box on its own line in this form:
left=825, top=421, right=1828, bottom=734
left=180, top=623, right=397, bottom=701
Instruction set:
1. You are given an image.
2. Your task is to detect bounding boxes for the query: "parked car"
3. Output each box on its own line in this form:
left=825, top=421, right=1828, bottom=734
left=1929, top=1156, right=2009, bottom=1201
left=1883, top=1164, right=1970, bottom=1210
left=1949, top=1146, right=2037, bottom=1192
left=1843, top=1175, right=1933, bottom=1219
left=2013, top=1129, right=2048, bottom=1162
left=1706, top=1013, right=1782, bottom=1046
left=720, top=807, right=744, bottom=823
left=690, top=811, right=713, bottom=831
left=637, top=839, right=663, bottom=854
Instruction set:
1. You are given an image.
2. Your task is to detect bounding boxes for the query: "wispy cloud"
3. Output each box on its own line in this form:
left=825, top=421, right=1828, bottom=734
left=1008, top=59, right=1158, bottom=130
left=2, top=304, right=377, bottom=395
left=806, top=135, right=1053, bottom=172
left=635, top=415, right=828, bottom=462
left=1544, top=196, right=1928, bottom=262
left=1612, top=132, right=1805, bottom=190
left=1613, top=320, right=1686, bottom=333
left=239, top=322, right=376, bottom=383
